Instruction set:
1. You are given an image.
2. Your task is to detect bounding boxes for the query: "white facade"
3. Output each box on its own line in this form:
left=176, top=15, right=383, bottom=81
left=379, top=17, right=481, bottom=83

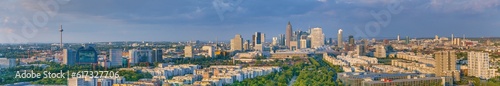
left=128, top=49, right=152, bottom=65
left=0, top=58, right=16, bottom=69
left=468, top=51, right=497, bottom=79
left=230, top=34, right=244, bottom=51
left=310, top=27, right=324, bottom=48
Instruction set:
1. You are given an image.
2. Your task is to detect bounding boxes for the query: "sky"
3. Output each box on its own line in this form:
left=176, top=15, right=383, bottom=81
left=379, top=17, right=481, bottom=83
left=0, top=0, right=500, bottom=43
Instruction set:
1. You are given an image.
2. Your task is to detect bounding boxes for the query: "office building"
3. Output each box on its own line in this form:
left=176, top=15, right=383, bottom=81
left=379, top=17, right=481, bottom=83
left=279, top=34, right=285, bottom=46
left=374, top=45, right=386, bottom=58
left=290, top=41, right=299, bottom=50
left=348, top=35, right=354, bottom=46
left=435, top=51, right=460, bottom=81
left=253, top=32, right=265, bottom=51
left=356, top=45, right=366, bottom=56
left=405, top=36, right=410, bottom=44
left=63, top=49, right=77, bottom=66
left=109, top=49, right=123, bottom=67
left=338, top=29, right=343, bottom=48
left=202, top=46, right=215, bottom=58
left=152, top=49, right=163, bottom=62
left=468, top=51, right=498, bottom=79
left=300, top=35, right=310, bottom=49
left=0, top=58, right=16, bottom=69
left=184, top=45, right=194, bottom=58
left=230, top=34, right=244, bottom=51
left=286, top=22, right=292, bottom=47
left=243, top=40, right=250, bottom=51
left=272, top=37, right=278, bottom=46
left=128, top=49, right=153, bottom=65
left=310, top=27, right=324, bottom=48
left=76, top=45, right=98, bottom=65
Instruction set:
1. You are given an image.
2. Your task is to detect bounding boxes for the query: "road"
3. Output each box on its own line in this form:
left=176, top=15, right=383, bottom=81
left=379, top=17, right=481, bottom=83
left=288, top=76, right=298, bottom=86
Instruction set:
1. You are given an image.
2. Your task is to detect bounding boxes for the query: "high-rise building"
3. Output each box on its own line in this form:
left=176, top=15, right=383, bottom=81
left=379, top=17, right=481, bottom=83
left=286, top=22, right=292, bottom=47
left=0, top=58, right=16, bottom=69
left=397, top=34, right=400, bottom=41
left=202, top=46, right=215, bottom=58
left=230, top=34, right=244, bottom=51
left=109, top=49, right=123, bottom=67
left=468, top=51, right=498, bottom=79
left=184, top=45, right=194, bottom=58
left=405, top=36, right=410, bottom=44
left=272, top=37, right=278, bottom=46
left=253, top=32, right=265, bottom=51
left=152, top=49, right=163, bottom=62
left=328, top=38, right=333, bottom=45
left=311, top=27, right=325, bottom=48
left=76, top=45, right=98, bottom=65
left=338, top=29, right=343, bottom=48
left=299, top=35, right=310, bottom=49
left=435, top=51, right=460, bottom=81
left=348, top=35, right=355, bottom=46
left=128, top=49, right=153, bottom=65
left=374, top=45, right=386, bottom=58
left=356, top=45, right=366, bottom=56
left=63, top=49, right=77, bottom=66
left=279, top=34, right=286, bottom=46
left=243, top=40, right=250, bottom=51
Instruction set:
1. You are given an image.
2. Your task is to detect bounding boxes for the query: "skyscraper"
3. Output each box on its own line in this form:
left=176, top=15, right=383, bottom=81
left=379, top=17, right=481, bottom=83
left=230, top=34, right=243, bottom=51
left=468, top=51, right=497, bottom=79
left=348, top=35, right=354, bottom=46
left=300, top=35, right=310, bottom=49
left=405, top=36, right=410, bottom=44
left=286, top=22, right=292, bottom=47
left=279, top=34, right=286, bottom=46
left=435, top=51, right=460, bottom=81
left=272, top=37, right=278, bottom=46
left=243, top=40, right=250, bottom=51
left=338, top=29, right=343, bottom=48
left=253, top=32, right=265, bottom=51
left=311, top=27, right=324, bottom=48
left=397, top=34, right=400, bottom=41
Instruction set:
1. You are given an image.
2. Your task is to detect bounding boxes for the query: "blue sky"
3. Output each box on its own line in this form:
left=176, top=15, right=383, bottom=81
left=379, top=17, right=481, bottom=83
left=0, top=0, right=499, bottom=43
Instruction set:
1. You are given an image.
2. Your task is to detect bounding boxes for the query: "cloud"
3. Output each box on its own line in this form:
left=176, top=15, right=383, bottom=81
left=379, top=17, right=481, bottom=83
left=317, top=0, right=327, bottom=3
left=426, top=0, right=500, bottom=12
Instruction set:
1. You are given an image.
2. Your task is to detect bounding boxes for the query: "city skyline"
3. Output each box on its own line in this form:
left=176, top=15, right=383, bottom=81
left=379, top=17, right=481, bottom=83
left=1, top=0, right=500, bottom=43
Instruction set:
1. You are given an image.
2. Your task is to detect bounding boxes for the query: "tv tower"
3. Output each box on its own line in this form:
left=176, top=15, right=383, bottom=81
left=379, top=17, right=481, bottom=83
left=59, top=25, right=63, bottom=49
